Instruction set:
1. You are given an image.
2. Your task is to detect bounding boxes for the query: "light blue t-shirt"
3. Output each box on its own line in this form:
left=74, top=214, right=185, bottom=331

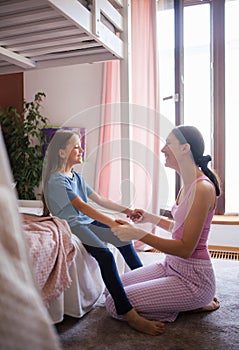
left=47, top=171, right=94, bottom=227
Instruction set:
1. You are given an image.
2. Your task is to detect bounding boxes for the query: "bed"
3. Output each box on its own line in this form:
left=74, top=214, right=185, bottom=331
left=0, top=0, right=126, bottom=74
left=18, top=201, right=129, bottom=324
left=0, top=130, right=60, bottom=349
left=21, top=211, right=104, bottom=324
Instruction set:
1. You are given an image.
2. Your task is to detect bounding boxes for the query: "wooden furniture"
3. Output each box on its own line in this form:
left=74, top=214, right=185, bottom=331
left=212, top=215, right=239, bottom=225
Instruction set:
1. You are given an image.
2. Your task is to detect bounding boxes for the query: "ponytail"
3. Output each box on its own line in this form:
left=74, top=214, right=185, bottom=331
left=196, top=155, right=221, bottom=196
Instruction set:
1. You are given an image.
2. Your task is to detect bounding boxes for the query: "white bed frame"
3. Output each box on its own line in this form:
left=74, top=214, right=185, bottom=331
left=0, top=0, right=129, bottom=73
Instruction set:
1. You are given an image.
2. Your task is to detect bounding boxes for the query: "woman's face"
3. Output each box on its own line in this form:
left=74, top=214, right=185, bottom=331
left=161, top=132, right=184, bottom=170
left=61, top=134, right=84, bottom=166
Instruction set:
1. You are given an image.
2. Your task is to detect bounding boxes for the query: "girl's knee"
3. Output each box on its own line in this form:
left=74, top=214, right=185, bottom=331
left=93, top=247, right=115, bottom=265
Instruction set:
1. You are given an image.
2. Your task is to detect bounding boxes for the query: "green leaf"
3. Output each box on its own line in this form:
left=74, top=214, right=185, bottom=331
left=1, top=91, right=48, bottom=199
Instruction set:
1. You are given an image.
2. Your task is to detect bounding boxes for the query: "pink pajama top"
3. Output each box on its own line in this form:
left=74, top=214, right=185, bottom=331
left=171, top=175, right=216, bottom=260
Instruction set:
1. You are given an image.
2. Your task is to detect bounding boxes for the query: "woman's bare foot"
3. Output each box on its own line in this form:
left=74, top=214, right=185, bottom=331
left=187, top=297, right=220, bottom=314
left=197, top=297, right=220, bottom=312
left=126, top=309, right=164, bottom=336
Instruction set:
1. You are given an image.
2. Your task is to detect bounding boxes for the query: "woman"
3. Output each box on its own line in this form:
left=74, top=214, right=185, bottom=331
left=110, top=125, right=220, bottom=325
left=42, top=130, right=164, bottom=336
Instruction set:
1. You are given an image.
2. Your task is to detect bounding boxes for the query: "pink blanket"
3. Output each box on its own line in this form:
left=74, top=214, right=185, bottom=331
left=22, top=214, right=76, bottom=307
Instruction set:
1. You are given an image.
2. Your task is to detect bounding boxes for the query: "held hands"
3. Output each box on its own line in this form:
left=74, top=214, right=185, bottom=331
left=111, top=219, right=146, bottom=241
left=112, top=207, right=149, bottom=242
left=127, top=209, right=149, bottom=224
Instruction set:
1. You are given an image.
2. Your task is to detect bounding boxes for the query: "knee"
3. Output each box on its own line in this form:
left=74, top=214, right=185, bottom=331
left=92, top=247, right=115, bottom=265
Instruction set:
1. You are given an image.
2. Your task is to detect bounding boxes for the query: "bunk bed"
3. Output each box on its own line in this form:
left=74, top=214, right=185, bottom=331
left=0, top=0, right=126, bottom=74
left=0, top=0, right=131, bottom=325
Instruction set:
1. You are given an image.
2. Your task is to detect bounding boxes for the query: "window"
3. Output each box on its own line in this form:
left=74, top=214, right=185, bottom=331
left=225, top=0, right=239, bottom=213
left=157, top=0, right=239, bottom=215
left=184, top=3, right=211, bottom=156
left=157, top=2, right=176, bottom=210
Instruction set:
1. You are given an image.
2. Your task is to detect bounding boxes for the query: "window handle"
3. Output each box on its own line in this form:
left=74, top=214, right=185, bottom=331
left=163, top=93, right=179, bottom=102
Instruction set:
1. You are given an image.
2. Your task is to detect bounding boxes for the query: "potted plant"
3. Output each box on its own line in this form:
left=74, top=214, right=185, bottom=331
left=0, top=92, right=48, bottom=200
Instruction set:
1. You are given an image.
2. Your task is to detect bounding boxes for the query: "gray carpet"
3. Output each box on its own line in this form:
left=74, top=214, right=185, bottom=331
left=56, top=258, right=239, bottom=350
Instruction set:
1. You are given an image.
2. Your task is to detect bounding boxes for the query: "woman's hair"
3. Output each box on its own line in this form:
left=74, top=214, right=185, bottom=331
left=172, top=125, right=221, bottom=196
left=41, top=130, right=78, bottom=216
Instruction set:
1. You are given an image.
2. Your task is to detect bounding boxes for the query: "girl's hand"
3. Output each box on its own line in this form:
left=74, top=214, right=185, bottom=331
left=124, top=208, right=134, bottom=218
left=128, top=209, right=144, bottom=222
left=112, top=219, right=146, bottom=241
left=129, top=209, right=149, bottom=223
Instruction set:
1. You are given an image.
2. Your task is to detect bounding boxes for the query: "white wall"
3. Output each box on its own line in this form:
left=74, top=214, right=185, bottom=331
left=156, top=225, right=239, bottom=248
left=209, top=224, right=239, bottom=248
left=24, top=62, right=104, bottom=187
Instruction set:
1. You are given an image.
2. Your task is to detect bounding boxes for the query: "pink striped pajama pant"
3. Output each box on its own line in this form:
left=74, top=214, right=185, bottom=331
left=105, top=254, right=216, bottom=322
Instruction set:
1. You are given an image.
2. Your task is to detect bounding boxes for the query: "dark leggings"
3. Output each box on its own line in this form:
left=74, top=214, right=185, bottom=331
left=71, top=220, right=143, bottom=315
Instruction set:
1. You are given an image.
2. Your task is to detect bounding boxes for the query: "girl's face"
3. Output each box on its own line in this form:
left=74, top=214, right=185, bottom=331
left=60, top=134, right=84, bottom=166
left=161, top=132, right=185, bottom=170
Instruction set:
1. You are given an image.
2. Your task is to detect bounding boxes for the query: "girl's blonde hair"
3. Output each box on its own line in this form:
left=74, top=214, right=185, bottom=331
left=42, top=130, right=78, bottom=216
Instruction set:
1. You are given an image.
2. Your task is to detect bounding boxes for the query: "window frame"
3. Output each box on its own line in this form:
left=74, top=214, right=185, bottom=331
left=173, top=0, right=225, bottom=214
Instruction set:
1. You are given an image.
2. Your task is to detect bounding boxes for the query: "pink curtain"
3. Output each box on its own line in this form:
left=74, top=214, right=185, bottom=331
left=131, top=0, right=160, bottom=249
left=95, top=1, right=160, bottom=243
left=132, top=1, right=158, bottom=109
left=131, top=0, right=160, bottom=207
left=94, top=60, right=122, bottom=201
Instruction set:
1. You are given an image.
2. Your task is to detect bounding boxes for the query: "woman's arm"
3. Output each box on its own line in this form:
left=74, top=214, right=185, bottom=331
left=71, top=196, right=119, bottom=227
left=88, top=191, right=132, bottom=216
left=113, top=182, right=215, bottom=258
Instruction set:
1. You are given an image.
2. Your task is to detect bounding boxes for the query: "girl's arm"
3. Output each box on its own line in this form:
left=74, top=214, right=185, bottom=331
left=130, top=209, right=173, bottom=232
left=71, top=196, right=119, bottom=227
left=88, top=191, right=132, bottom=216
left=89, top=192, right=173, bottom=230
left=113, top=182, right=215, bottom=258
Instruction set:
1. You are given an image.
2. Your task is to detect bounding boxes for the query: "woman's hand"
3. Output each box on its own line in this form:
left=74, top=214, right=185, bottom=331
left=111, top=219, right=147, bottom=241
left=110, top=219, right=126, bottom=228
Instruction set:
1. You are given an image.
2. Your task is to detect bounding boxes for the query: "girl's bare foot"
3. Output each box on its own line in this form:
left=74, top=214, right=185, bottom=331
left=187, top=297, right=220, bottom=314
left=126, top=309, right=164, bottom=336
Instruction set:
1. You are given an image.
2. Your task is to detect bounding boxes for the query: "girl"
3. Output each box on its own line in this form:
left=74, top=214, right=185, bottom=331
left=110, top=125, right=220, bottom=325
left=42, top=130, right=164, bottom=336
